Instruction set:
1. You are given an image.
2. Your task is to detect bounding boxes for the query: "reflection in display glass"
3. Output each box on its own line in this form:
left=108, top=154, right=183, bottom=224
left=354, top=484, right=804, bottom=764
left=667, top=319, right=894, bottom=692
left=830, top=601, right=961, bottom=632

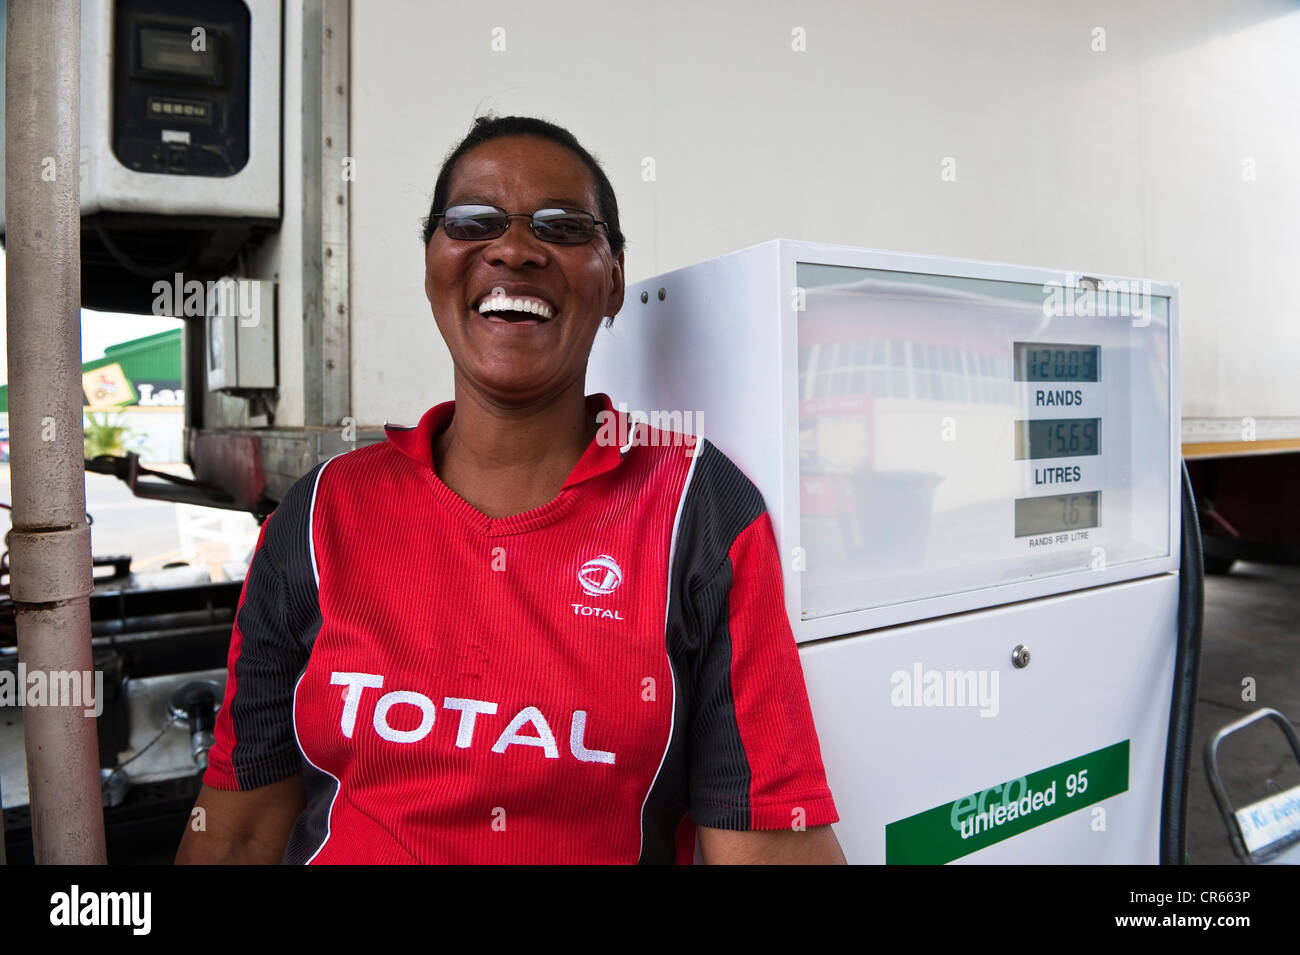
left=1015, top=418, right=1101, bottom=459
left=792, top=261, right=1170, bottom=622
left=1014, top=342, right=1100, bottom=382
left=1015, top=491, right=1101, bottom=537
left=139, top=27, right=219, bottom=80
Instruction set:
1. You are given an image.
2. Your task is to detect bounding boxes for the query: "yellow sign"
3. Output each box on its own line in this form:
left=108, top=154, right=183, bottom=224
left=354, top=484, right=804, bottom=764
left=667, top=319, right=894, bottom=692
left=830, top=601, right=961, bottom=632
left=82, top=363, right=136, bottom=408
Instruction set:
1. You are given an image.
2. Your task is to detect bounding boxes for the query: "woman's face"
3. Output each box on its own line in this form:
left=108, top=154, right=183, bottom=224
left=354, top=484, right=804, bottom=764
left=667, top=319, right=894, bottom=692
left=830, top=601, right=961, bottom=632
left=424, top=135, right=625, bottom=406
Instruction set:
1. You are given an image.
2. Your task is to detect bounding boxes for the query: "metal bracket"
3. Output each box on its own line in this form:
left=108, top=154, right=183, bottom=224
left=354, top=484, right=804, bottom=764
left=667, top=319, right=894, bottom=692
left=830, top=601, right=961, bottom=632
left=1204, top=707, right=1300, bottom=864
left=8, top=523, right=92, bottom=605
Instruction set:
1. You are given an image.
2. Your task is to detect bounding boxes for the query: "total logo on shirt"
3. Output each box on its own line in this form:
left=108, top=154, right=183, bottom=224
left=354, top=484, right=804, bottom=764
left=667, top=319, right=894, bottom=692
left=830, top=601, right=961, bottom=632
left=572, top=554, right=625, bottom=621
left=329, top=672, right=617, bottom=764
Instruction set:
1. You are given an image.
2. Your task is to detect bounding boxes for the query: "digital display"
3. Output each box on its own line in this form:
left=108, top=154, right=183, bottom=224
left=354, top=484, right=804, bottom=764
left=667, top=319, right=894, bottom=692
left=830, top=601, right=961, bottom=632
left=1015, top=492, right=1101, bottom=537
left=148, top=98, right=212, bottom=122
left=139, top=27, right=219, bottom=81
left=1015, top=418, right=1101, bottom=459
left=1014, top=342, right=1100, bottom=382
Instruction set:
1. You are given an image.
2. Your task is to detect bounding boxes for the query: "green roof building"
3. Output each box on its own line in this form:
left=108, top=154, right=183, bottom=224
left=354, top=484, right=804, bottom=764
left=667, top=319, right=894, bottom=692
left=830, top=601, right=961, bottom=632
left=0, top=328, right=182, bottom=412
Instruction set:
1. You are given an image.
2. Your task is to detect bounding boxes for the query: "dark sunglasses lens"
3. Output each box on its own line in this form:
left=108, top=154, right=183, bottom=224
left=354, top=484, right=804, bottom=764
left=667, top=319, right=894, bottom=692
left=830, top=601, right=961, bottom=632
left=532, top=209, right=596, bottom=244
left=442, top=205, right=507, bottom=240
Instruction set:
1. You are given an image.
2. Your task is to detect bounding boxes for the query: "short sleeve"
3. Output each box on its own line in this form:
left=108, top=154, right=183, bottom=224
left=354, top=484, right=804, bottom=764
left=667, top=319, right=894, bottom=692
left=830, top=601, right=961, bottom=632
left=204, top=465, right=324, bottom=790
left=687, top=510, right=839, bottom=831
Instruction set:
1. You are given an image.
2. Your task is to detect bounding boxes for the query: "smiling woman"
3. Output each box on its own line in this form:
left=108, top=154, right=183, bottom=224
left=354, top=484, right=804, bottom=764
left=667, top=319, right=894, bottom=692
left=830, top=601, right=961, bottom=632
left=176, top=114, right=845, bottom=866
left=419, top=129, right=628, bottom=516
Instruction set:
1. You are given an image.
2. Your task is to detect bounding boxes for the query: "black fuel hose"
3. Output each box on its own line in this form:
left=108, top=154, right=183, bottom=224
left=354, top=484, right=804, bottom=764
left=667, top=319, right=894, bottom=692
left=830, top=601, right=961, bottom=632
left=1160, top=459, right=1205, bottom=864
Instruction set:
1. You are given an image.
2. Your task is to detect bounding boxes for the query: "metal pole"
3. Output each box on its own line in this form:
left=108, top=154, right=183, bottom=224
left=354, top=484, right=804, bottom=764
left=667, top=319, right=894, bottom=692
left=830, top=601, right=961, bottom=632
left=5, top=0, right=105, bottom=863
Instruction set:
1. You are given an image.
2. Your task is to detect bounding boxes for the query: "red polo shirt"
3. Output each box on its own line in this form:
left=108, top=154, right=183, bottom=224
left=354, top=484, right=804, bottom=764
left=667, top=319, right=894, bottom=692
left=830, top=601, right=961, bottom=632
left=205, top=393, right=838, bottom=863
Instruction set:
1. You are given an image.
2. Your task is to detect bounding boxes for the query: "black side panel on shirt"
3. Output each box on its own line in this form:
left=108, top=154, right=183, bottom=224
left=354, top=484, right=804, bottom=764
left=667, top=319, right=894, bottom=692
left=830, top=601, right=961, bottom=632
left=638, top=440, right=766, bottom=862
left=282, top=754, right=337, bottom=864
left=227, top=460, right=327, bottom=791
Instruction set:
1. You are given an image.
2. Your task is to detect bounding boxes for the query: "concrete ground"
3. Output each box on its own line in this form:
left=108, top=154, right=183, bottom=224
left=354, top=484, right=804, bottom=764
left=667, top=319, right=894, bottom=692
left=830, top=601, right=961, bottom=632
left=1187, top=559, right=1300, bottom=864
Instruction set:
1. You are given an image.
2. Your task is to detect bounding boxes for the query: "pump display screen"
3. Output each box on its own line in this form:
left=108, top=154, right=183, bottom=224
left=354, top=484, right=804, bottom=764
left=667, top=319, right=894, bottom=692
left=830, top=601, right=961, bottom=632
left=1015, top=418, right=1100, bottom=459
left=1015, top=492, right=1101, bottom=537
left=138, top=27, right=220, bottom=81
left=780, top=260, right=1172, bottom=629
left=1014, top=342, right=1100, bottom=382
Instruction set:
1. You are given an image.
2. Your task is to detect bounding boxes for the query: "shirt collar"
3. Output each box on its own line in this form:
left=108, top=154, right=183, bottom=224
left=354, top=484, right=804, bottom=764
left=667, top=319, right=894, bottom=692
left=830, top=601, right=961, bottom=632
left=383, top=392, right=625, bottom=490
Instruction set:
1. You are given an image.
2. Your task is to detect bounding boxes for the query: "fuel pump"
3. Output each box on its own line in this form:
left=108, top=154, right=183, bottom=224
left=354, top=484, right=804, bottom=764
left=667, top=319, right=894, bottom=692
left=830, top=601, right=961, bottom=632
left=588, top=240, right=1197, bottom=863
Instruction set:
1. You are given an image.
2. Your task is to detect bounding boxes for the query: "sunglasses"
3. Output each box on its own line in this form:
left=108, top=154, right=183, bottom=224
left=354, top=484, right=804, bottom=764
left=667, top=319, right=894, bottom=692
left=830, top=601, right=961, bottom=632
left=434, top=204, right=608, bottom=245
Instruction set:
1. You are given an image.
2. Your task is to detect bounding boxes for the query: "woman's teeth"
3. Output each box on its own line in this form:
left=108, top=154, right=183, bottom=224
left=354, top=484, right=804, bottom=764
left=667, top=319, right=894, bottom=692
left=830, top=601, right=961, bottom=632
left=477, top=293, right=554, bottom=320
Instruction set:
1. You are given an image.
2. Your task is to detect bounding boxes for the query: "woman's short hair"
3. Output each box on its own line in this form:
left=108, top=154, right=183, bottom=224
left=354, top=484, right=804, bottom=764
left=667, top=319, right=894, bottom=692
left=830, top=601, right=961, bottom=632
left=421, top=113, right=626, bottom=258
